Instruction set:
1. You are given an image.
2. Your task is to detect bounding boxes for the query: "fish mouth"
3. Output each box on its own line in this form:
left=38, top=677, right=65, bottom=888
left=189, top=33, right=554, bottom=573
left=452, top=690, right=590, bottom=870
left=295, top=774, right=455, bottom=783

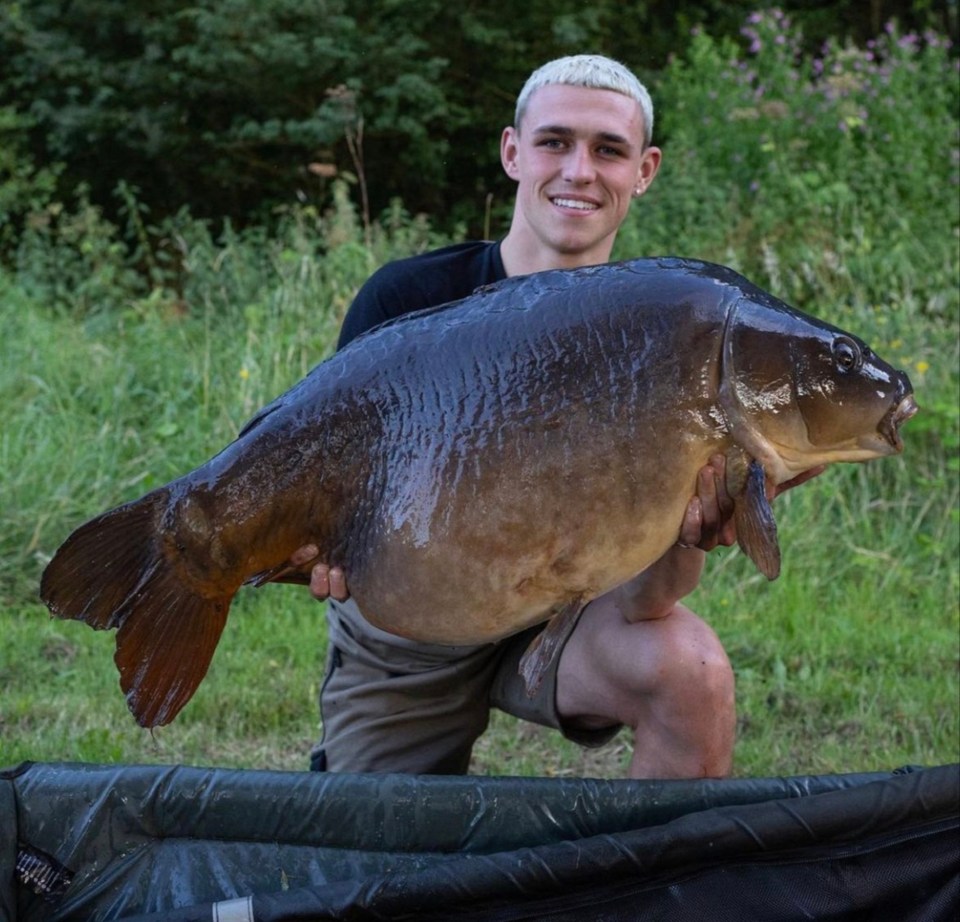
left=880, top=394, right=919, bottom=452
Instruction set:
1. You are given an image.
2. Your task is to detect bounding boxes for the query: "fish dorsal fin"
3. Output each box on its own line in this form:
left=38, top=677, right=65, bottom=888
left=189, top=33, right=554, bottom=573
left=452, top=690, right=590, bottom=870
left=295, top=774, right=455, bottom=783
left=518, top=597, right=585, bottom=697
left=734, top=459, right=781, bottom=580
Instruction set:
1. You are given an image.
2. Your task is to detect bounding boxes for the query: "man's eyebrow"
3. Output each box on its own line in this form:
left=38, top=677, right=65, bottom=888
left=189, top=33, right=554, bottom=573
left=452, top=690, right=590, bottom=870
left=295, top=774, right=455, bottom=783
left=530, top=124, right=634, bottom=147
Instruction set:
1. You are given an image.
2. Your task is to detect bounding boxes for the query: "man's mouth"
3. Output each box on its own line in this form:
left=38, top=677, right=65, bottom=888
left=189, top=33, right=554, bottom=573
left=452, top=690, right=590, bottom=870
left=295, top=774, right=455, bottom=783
left=551, top=197, right=599, bottom=212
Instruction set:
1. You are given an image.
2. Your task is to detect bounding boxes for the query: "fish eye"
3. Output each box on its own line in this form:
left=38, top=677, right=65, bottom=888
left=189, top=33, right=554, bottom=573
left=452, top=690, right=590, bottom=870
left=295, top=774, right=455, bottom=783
left=832, top=336, right=862, bottom=373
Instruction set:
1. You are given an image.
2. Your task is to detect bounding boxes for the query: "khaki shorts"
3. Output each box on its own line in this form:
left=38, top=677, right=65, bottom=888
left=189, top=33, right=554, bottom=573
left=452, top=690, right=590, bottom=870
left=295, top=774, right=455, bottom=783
left=310, top=599, right=620, bottom=773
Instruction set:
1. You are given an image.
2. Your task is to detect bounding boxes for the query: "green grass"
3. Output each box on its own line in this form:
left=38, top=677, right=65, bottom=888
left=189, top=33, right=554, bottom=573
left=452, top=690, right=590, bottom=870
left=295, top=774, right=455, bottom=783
left=1, top=246, right=957, bottom=778
left=699, top=469, right=960, bottom=777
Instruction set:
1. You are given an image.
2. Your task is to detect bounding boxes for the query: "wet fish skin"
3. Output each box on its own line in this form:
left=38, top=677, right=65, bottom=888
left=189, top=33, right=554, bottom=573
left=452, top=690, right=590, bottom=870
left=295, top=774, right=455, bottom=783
left=39, top=258, right=916, bottom=727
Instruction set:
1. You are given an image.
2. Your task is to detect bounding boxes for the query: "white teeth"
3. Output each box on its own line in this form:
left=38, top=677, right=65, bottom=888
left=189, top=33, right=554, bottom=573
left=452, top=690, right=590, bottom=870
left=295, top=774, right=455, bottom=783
left=552, top=198, right=597, bottom=211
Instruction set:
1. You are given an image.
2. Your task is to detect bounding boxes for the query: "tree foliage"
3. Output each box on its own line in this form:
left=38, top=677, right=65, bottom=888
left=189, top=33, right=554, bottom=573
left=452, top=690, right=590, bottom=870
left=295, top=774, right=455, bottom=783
left=0, top=0, right=955, bottom=239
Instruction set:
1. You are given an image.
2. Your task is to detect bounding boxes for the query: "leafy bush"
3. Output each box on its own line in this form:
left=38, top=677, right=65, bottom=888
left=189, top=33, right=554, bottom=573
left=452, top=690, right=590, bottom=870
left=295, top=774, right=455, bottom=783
left=1, top=1, right=951, bottom=237
left=619, top=11, right=959, bottom=315
left=0, top=106, right=61, bottom=250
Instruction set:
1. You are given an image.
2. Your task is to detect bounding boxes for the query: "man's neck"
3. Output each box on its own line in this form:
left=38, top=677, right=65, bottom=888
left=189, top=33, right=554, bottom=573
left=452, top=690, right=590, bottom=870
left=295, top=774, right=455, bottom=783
left=498, top=228, right=615, bottom=278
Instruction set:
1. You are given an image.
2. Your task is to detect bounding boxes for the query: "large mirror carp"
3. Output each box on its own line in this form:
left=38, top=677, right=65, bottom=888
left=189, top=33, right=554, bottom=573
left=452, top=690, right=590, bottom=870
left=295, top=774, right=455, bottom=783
left=40, top=258, right=917, bottom=728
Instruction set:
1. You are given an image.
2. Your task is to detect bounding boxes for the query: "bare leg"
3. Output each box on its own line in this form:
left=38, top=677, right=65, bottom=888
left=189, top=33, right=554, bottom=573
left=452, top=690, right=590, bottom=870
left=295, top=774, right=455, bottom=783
left=556, top=598, right=735, bottom=778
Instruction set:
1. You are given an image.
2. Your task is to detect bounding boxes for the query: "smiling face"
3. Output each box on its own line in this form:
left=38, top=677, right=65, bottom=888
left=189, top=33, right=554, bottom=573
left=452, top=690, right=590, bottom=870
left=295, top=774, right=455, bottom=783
left=499, top=84, right=661, bottom=275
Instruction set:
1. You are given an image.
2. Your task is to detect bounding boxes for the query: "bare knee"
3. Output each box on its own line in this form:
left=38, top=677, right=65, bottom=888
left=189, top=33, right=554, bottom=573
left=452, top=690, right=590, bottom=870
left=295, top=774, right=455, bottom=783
left=558, top=602, right=733, bottom=730
left=621, top=604, right=733, bottom=716
left=559, top=602, right=735, bottom=778
left=623, top=605, right=735, bottom=778
left=662, top=605, right=732, bottom=691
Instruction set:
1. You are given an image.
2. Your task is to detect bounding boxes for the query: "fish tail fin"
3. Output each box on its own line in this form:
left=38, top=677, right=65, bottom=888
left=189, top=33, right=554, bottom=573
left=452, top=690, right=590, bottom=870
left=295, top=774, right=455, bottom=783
left=40, top=492, right=232, bottom=727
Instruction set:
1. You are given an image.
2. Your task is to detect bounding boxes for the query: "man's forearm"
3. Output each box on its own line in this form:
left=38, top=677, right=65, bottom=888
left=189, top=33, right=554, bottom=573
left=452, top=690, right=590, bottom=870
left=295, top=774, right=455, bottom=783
left=612, top=546, right=706, bottom=623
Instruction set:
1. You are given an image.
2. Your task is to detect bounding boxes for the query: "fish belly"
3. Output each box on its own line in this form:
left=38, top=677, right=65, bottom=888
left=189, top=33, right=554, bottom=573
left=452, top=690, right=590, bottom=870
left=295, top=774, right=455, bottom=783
left=349, top=431, right=709, bottom=644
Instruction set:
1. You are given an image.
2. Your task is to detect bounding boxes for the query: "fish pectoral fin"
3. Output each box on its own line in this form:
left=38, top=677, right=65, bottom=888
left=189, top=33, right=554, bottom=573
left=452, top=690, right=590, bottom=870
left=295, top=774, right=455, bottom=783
left=246, top=563, right=311, bottom=587
left=518, top=597, right=585, bottom=697
left=735, top=459, right=781, bottom=580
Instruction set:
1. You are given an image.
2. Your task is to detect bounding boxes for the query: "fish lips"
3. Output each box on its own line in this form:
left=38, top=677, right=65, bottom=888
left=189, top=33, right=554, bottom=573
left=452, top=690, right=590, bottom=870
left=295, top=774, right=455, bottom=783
left=880, top=393, right=919, bottom=453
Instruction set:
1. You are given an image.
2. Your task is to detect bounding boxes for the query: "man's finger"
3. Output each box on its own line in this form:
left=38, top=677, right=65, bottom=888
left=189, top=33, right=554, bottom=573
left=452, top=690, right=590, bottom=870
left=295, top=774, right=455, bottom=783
left=328, top=567, right=349, bottom=602
left=309, top=563, right=332, bottom=600
left=678, top=496, right=703, bottom=548
left=289, top=544, right=320, bottom=567
left=309, top=563, right=349, bottom=602
left=772, top=465, right=827, bottom=497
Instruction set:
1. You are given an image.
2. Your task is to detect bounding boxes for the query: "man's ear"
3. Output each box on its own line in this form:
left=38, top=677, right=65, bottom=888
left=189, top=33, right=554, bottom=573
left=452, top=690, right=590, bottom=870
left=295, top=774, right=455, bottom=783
left=632, top=145, right=662, bottom=197
left=500, top=126, right=520, bottom=180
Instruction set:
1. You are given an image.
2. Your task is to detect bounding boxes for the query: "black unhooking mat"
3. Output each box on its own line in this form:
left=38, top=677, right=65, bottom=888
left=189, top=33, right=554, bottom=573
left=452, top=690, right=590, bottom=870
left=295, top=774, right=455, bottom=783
left=1, top=761, right=957, bottom=921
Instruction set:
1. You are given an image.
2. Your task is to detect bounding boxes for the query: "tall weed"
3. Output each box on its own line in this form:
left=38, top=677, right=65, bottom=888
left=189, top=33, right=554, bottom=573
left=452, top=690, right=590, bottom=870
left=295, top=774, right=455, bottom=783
left=1, top=184, right=449, bottom=602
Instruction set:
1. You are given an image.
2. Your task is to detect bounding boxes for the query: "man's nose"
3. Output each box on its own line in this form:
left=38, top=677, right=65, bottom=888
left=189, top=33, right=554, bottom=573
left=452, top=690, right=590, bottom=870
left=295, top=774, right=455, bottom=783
left=562, top=145, right=596, bottom=183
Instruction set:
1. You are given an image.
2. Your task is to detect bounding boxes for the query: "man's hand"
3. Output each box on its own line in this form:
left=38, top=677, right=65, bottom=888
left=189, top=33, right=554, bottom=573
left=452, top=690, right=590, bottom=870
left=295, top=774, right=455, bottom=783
left=288, top=544, right=350, bottom=602
left=678, top=454, right=826, bottom=551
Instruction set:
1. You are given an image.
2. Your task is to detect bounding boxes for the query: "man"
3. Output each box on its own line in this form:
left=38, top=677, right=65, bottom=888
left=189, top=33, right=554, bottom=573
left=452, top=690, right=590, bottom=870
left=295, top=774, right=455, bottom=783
left=293, top=55, right=816, bottom=778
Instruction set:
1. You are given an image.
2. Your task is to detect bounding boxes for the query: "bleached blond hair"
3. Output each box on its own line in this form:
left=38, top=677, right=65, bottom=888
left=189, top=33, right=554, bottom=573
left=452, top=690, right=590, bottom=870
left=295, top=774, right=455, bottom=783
left=514, top=54, right=655, bottom=147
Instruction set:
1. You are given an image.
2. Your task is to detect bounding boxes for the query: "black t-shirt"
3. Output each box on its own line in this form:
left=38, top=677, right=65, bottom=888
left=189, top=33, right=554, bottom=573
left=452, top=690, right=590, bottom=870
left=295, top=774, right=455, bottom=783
left=337, top=240, right=507, bottom=349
